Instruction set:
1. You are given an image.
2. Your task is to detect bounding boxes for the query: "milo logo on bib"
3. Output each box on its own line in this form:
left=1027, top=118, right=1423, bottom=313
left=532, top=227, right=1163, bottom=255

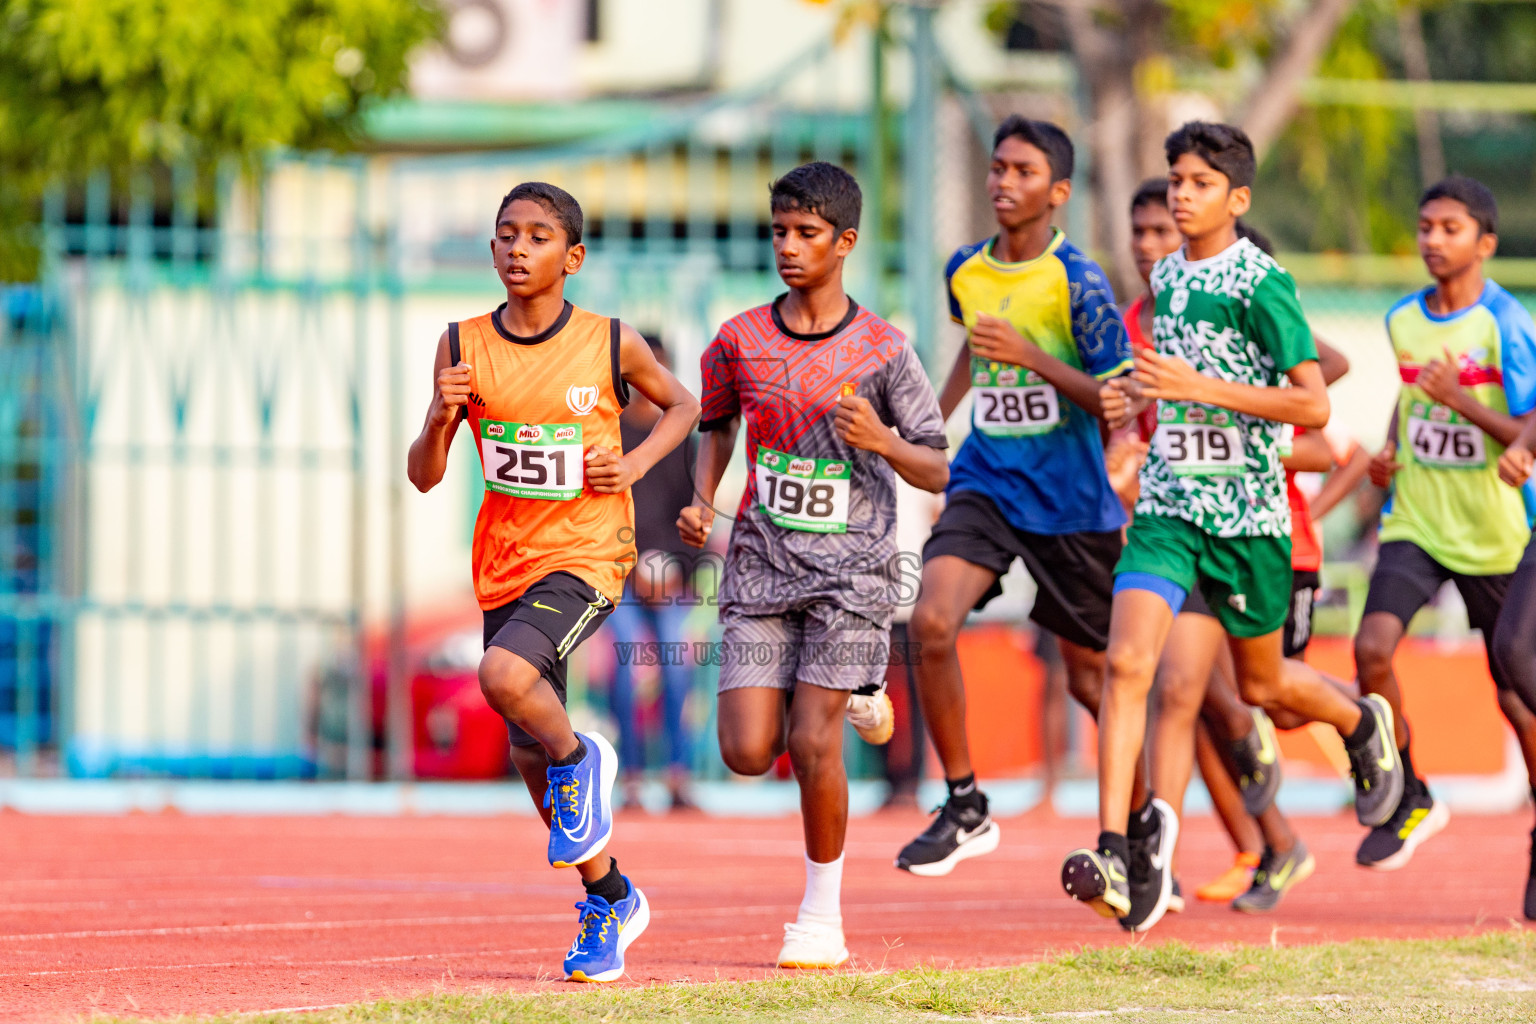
left=754, top=445, right=852, bottom=534
left=480, top=419, right=584, bottom=500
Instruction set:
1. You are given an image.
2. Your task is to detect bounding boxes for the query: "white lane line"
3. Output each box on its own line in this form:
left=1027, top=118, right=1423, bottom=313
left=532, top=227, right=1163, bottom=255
left=1, top=931, right=780, bottom=980
left=0, top=896, right=1044, bottom=943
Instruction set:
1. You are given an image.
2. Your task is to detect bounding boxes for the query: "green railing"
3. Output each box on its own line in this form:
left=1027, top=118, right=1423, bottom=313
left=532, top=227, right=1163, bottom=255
left=3, top=15, right=1515, bottom=783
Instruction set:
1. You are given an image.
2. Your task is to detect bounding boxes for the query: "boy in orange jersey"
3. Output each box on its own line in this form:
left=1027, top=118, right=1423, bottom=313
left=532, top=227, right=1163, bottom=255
left=407, top=182, right=699, bottom=983
left=679, top=163, right=949, bottom=968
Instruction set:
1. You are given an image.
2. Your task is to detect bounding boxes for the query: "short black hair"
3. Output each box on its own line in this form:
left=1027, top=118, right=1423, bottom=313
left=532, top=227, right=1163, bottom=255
left=1164, top=121, right=1256, bottom=189
left=1131, top=178, right=1169, bottom=214
left=993, top=116, right=1074, bottom=182
left=497, top=182, right=583, bottom=245
left=1235, top=218, right=1276, bottom=257
left=769, top=162, right=862, bottom=234
left=1420, top=175, right=1498, bottom=235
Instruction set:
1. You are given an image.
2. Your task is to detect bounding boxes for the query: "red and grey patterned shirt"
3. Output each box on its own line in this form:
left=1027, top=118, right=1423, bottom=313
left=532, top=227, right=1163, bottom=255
left=700, top=297, right=947, bottom=626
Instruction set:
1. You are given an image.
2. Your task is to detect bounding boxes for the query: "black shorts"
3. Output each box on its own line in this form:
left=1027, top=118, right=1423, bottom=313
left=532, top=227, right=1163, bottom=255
left=1362, top=540, right=1512, bottom=689
left=922, top=490, right=1120, bottom=652
left=484, top=571, right=615, bottom=747
left=1179, top=569, right=1319, bottom=659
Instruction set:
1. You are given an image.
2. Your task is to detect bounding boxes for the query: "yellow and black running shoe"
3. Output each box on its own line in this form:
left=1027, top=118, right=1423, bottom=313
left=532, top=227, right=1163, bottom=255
left=1356, top=788, right=1448, bottom=871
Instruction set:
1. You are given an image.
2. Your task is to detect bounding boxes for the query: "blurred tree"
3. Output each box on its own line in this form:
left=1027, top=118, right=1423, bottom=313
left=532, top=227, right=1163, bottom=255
left=985, top=0, right=1357, bottom=287
left=0, top=0, right=442, bottom=281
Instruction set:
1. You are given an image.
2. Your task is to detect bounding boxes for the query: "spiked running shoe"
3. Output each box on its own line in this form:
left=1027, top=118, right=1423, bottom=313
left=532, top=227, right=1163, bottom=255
left=1197, top=851, right=1261, bottom=903
left=1061, top=846, right=1131, bottom=919
left=1356, top=788, right=1449, bottom=871
left=1230, top=707, right=1282, bottom=817
left=1121, top=797, right=1180, bottom=933
left=1232, top=841, right=1314, bottom=914
left=546, top=732, right=618, bottom=869
left=776, top=920, right=849, bottom=969
left=846, top=689, right=895, bottom=745
left=1346, top=694, right=1404, bottom=829
left=895, top=797, right=1000, bottom=877
left=563, top=879, right=650, bottom=983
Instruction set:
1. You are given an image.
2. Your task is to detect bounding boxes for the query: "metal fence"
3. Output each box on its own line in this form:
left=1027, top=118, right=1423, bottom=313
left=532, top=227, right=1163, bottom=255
left=0, top=27, right=947, bottom=781
left=0, top=19, right=1514, bottom=782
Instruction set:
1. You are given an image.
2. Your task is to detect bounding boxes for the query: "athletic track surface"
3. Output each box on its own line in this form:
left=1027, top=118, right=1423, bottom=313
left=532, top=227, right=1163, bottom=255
left=2, top=809, right=1530, bottom=1022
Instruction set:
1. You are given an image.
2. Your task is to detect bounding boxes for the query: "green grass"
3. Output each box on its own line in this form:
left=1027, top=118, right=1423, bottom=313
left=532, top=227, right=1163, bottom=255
left=159, top=932, right=1536, bottom=1024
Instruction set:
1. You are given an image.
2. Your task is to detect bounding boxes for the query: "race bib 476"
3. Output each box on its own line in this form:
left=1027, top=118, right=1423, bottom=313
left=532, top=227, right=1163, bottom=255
left=480, top=420, right=583, bottom=499
left=1406, top=401, right=1486, bottom=469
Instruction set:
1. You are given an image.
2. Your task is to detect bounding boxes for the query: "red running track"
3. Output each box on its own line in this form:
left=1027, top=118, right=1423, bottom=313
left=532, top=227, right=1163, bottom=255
left=1, top=808, right=1531, bottom=1022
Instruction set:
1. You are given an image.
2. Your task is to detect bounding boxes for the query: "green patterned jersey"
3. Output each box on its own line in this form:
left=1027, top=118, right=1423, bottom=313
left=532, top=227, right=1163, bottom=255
left=1136, top=238, right=1317, bottom=538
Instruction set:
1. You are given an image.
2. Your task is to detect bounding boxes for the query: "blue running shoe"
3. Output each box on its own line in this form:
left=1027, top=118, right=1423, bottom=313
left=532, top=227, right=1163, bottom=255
left=546, top=731, right=618, bottom=868
left=563, top=879, right=650, bottom=983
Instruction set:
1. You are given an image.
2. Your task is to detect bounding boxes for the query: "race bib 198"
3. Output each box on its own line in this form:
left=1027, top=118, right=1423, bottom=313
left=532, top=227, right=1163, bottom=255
left=1407, top=401, right=1486, bottom=468
left=1155, top=405, right=1245, bottom=477
left=754, top=445, right=851, bottom=533
left=970, top=359, right=1060, bottom=437
left=480, top=420, right=583, bottom=499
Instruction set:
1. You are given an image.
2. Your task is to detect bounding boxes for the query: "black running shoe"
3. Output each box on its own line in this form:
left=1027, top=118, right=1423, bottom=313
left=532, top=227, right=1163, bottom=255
left=1346, top=694, right=1405, bottom=828
left=1231, top=841, right=1314, bottom=914
left=894, top=797, right=1000, bottom=877
left=1356, top=787, right=1448, bottom=870
left=1061, top=846, right=1130, bottom=919
left=1120, top=797, right=1179, bottom=933
left=1525, top=825, right=1536, bottom=922
left=1229, top=707, right=1282, bottom=817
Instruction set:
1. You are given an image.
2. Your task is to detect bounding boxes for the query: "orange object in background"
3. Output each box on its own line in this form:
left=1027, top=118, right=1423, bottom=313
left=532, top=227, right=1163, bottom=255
left=1299, top=636, right=1507, bottom=776
left=954, top=623, right=1047, bottom=777
left=948, top=628, right=1509, bottom=780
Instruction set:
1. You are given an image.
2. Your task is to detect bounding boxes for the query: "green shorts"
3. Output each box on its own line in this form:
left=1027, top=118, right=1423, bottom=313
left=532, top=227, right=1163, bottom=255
left=1115, top=514, right=1292, bottom=638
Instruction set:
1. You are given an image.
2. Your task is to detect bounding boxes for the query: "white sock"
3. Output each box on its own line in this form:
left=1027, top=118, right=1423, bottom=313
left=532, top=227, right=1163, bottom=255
left=797, top=853, right=844, bottom=928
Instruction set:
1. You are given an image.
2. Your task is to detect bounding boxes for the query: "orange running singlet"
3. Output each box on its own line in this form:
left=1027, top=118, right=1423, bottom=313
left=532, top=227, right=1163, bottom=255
left=455, top=301, right=636, bottom=610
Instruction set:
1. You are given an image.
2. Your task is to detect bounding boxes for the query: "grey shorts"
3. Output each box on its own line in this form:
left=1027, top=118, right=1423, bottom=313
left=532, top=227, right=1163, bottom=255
left=716, top=604, right=889, bottom=693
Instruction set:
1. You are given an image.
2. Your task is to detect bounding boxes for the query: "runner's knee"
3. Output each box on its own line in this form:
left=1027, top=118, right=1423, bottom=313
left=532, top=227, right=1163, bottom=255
left=908, top=598, right=962, bottom=653
left=786, top=719, right=841, bottom=777
left=1104, top=646, right=1157, bottom=698
left=1353, top=624, right=1397, bottom=682
left=719, top=732, right=780, bottom=777
left=1236, top=674, right=1280, bottom=709
left=1155, top=666, right=1206, bottom=719
left=478, top=649, right=541, bottom=709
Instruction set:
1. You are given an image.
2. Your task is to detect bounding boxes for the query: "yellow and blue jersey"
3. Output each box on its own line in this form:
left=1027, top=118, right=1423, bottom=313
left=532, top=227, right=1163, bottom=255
left=945, top=229, right=1133, bottom=535
left=1380, top=280, right=1536, bottom=575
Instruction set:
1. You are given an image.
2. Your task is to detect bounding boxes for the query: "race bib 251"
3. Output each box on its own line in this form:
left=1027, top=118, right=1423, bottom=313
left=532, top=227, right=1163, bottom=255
left=480, top=420, right=583, bottom=499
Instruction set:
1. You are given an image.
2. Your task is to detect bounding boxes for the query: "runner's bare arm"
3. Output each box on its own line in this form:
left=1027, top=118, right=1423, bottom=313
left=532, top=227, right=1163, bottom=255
left=1132, top=350, right=1330, bottom=429
left=970, top=313, right=1106, bottom=418
left=1498, top=414, right=1536, bottom=487
left=936, top=330, right=972, bottom=422
left=1310, top=446, right=1371, bottom=520
left=1316, top=337, right=1349, bottom=386
left=1282, top=431, right=1334, bottom=473
left=1417, top=345, right=1534, bottom=447
left=1369, top=407, right=1402, bottom=488
left=833, top=394, right=948, bottom=493
left=587, top=323, right=701, bottom=494
left=407, top=330, right=470, bottom=493
left=678, top=416, right=738, bottom=548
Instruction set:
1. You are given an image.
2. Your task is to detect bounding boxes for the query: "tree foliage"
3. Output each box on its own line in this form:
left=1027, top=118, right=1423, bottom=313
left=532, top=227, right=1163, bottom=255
left=0, top=0, right=441, bottom=280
